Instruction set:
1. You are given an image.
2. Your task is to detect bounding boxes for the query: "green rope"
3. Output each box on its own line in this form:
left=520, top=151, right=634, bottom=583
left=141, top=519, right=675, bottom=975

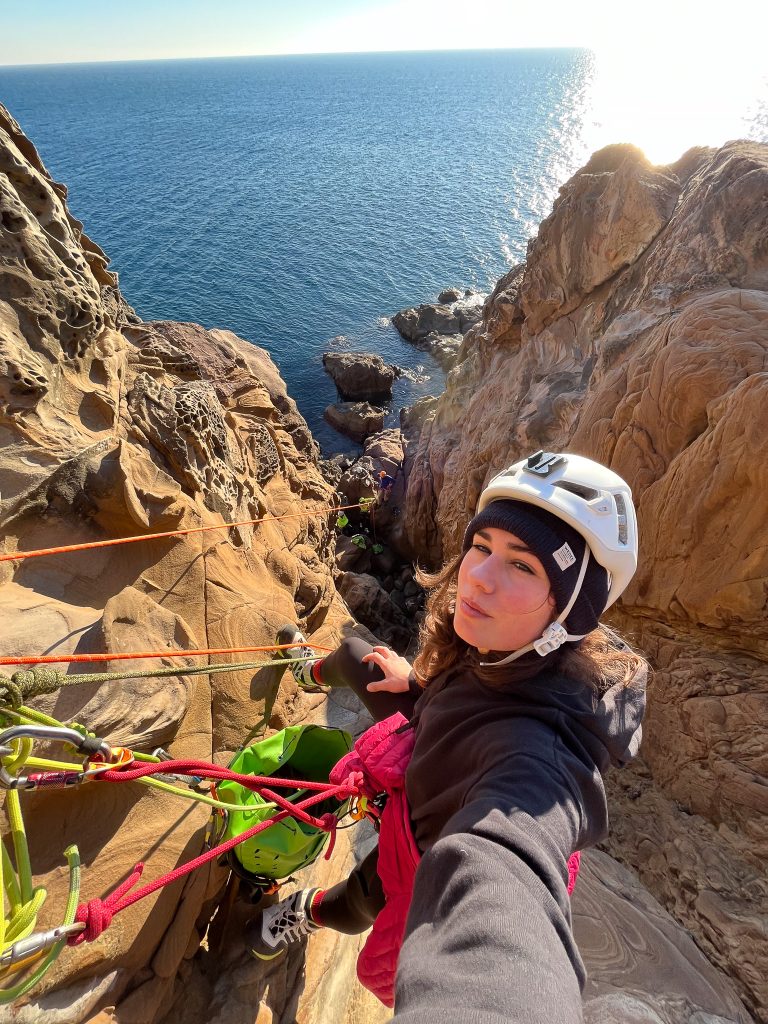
left=0, top=706, right=278, bottom=815
left=0, top=725, right=81, bottom=1002
left=5, top=789, right=32, bottom=907
left=0, top=656, right=314, bottom=709
left=0, top=846, right=80, bottom=1005
left=0, top=648, right=320, bottom=999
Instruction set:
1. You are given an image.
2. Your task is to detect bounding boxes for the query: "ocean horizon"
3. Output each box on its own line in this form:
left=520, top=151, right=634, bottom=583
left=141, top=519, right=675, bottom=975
left=1, top=49, right=766, bottom=451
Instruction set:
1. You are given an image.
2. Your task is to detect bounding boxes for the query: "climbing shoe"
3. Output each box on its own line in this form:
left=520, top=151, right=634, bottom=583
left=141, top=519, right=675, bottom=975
left=276, top=624, right=328, bottom=693
left=245, top=887, right=322, bottom=961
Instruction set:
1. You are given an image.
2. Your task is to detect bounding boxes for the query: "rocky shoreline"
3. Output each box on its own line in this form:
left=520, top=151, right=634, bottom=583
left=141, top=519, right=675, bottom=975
left=316, top=289, right=488, bottom=644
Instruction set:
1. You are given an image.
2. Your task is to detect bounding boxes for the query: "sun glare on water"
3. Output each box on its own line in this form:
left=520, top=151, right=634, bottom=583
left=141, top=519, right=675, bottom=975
left=583, top=14, right=768, bottom=165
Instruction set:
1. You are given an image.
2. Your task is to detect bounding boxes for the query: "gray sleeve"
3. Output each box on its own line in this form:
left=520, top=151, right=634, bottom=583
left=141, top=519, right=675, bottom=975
left=393, top=751, right=603, bottom=1022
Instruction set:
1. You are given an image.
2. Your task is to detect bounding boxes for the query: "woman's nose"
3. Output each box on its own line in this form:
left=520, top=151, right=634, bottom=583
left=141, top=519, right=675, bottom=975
left=467, top=557, right=495, bottom=592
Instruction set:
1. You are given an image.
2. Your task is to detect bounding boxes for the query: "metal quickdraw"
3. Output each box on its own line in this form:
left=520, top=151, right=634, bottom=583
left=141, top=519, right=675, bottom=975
left=0, top=725, right=117, bottom=790
left=0, top=923, right=86, bottom=974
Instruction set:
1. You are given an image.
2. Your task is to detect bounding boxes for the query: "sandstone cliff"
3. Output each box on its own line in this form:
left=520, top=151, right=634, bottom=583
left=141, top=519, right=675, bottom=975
left=400, top=142, right=768, bottom=1021
left=0, top=104, right=762, bottom=1024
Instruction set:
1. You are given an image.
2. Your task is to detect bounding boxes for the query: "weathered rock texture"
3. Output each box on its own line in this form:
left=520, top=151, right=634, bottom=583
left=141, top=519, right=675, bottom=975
left=400, top=142, right=768, bottom=1020
left=575, top=851, right=752, bottom=1024
left=0, top=104, right=374, bottom=1024
left=1, top=107, right=762, bottom=1024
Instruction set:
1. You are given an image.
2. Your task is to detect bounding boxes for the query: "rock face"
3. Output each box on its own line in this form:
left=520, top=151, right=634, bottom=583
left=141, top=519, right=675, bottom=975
left=574, top=851, right=751, bottom=1024
left=337, top=571, right=412, bottom=651
left=519, top=144, right=681, bottom=334
left=0, top=104, right=370, bottom=1023
left=2, top=106, right=763, bottom=1024
left=322, top=351, right=395, bottom=401
left=323, top=401, right=385, bottom=442
left=400, top=141, right=768, bottom=1021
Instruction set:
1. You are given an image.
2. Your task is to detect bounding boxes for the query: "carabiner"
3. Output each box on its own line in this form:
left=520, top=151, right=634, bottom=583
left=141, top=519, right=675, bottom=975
left=0, top=922, right=85, bottom=972
left=0, top=724, right=113, bottom=789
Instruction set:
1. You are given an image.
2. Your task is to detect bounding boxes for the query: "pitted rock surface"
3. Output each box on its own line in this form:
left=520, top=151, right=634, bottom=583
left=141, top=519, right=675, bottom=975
left=127, top=376, right=240, bottom=515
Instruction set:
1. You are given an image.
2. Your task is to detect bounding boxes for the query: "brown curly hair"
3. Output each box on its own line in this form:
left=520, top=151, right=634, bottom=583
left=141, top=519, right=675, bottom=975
left=411, top=552, right=645, bottom=695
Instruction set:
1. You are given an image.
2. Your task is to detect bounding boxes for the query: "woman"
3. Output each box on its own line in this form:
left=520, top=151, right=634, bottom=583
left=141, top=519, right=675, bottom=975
left=247, top=451, right=647, bottom=1022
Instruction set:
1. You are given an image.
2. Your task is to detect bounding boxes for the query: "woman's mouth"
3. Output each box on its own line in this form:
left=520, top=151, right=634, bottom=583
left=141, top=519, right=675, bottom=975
left=459, top=598, right=490, bottom=618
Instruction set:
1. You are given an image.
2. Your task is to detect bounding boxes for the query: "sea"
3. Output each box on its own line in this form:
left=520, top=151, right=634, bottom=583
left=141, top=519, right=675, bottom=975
left=1, top=50, right=766, bottom=452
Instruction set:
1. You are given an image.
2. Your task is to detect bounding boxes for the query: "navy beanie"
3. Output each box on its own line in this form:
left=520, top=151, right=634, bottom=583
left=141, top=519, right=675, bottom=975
left=462, top=500, right=609, bottom=636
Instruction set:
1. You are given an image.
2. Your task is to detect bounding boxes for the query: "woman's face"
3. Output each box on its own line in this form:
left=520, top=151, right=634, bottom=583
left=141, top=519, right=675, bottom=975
left=454, top=527, right=556, bottom=653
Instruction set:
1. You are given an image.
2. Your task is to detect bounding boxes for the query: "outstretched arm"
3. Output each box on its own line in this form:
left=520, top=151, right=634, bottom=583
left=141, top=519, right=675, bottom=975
left=393, top=749, right=603, bottom=1022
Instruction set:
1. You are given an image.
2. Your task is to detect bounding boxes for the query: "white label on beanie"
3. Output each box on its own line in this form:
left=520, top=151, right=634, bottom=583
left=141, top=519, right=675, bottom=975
left=553, top=542, right=576, bottom=570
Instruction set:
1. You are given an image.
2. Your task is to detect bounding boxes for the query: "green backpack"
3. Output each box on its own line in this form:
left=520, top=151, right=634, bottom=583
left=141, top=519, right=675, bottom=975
left=217, top=724, right=353, bottom=883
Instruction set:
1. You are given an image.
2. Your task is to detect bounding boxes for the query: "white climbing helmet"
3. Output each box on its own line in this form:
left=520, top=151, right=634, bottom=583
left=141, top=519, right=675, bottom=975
left=477, top=450, right=638, bottom=611
left=475, top=451, right=638, bottom=665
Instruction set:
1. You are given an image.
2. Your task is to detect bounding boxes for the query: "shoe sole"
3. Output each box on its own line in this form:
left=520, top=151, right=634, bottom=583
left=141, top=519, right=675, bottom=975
left=247, top=946, right=285, bottom=962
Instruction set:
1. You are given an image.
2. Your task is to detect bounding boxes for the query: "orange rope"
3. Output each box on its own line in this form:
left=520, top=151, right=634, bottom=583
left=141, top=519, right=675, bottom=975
left=0, top=643, right=334, bottom=668
left=0, top=503, right=361, bottom=564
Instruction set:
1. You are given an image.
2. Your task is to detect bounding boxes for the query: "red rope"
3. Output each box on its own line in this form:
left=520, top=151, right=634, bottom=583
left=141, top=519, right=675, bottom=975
left=96, top=758, right=342, bottom=795
left=68, top=765, right=364, bottom=945
left=0, top=502, right=360, bottom=564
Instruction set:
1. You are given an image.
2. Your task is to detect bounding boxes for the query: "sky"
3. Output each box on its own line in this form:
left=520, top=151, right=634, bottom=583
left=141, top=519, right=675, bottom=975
left=1, top=0, right=766, bottom=163
left=1, top=0, right=766, bottom=67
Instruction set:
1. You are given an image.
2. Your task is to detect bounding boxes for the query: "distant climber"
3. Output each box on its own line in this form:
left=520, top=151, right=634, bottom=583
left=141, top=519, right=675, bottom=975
left=377, top=470, right=395, bottom=504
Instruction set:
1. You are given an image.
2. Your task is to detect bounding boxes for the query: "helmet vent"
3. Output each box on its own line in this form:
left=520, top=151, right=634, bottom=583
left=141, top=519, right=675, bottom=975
left=614, top=493, right=628, bottom=544
left=553, top=480, right=600, bottom=501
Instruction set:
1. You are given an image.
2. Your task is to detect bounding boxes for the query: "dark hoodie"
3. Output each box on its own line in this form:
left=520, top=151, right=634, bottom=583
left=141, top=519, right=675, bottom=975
left=391, top=657, right=646, bottom=1023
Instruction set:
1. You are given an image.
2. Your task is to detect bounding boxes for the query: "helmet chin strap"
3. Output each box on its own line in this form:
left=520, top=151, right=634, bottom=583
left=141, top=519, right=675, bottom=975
left=479, top=546, right=592, bottom=668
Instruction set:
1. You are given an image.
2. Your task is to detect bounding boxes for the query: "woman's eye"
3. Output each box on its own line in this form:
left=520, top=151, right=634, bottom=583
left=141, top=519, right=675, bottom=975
left=511, top=561, right=534, bottom=574
left=472, top=542, right=490, bottom=554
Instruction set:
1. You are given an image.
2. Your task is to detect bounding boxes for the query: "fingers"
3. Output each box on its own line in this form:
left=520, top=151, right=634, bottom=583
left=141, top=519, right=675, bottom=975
left=362, top=648, right=393, bottom=668
left=362, top=646, right=391, bottom=659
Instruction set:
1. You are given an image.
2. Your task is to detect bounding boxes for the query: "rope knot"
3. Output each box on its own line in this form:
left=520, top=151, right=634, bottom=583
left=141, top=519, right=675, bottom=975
left=0, top=674, right=23, bottom=709
left=70, top=899, right=114, bottom=944
left=342, top=770, right=364, bottom=796
left=0, top=667, right=65, bottom=708
left=16, top=667, right=64, bottom=696
left=68, top=862, right=144, bottom=946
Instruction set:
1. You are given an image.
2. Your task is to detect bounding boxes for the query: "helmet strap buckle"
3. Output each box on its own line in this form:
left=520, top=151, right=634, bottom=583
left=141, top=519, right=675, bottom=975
left=533, top=621, right=568, bottom=656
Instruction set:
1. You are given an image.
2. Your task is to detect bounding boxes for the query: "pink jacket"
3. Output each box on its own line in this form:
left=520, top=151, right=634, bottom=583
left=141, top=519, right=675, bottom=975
left=330, top=712, right=581, bottom=1008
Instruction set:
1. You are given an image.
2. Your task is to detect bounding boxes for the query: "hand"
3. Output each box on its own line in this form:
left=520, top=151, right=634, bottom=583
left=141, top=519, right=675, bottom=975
left=362, top=646, right=413, bottom=693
